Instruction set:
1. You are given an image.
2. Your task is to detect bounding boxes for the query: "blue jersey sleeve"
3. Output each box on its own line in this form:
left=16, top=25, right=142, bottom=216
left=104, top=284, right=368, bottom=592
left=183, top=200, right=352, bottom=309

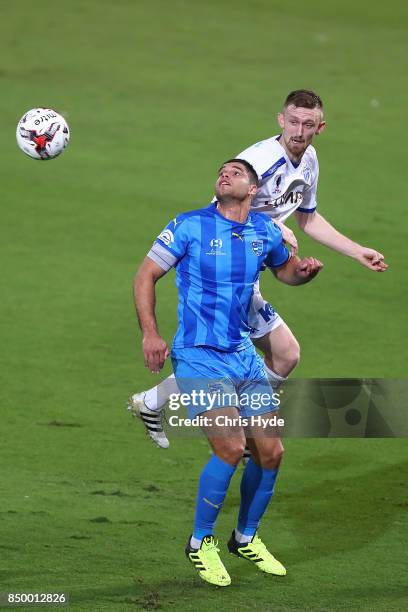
left=155, top=215, right=190, bottom=261
left=264, top=222, right=290, bottom=268
left=147, top=215, right=190, bottom=271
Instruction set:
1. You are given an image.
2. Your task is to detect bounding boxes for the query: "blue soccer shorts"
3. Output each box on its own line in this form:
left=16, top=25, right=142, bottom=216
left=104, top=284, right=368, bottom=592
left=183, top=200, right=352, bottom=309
left=171, top=344, right=280, bottom=419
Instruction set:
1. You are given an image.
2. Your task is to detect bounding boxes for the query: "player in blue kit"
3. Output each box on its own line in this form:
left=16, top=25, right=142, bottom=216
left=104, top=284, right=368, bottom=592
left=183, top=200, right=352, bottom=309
left=133, top=159, right=323, bottom=586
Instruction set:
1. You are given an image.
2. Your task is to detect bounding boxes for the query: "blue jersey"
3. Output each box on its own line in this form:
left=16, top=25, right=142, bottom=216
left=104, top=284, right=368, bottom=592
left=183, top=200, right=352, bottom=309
left=148, top=203, right=289, bottom=351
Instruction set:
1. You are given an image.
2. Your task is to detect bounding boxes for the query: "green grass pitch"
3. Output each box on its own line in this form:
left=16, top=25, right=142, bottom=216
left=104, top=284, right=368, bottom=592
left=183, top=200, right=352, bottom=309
left=0, top=1, right=407, bottom=610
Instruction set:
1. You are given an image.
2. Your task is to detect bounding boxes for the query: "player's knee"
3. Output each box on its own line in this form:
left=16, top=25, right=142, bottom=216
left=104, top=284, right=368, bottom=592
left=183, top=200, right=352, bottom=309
left=278, top=338, right=300, bottom=374
left=261, top=441, right=284, bottom=470
left=274, top=442, right=284, bottom=465
left=288, top=339, right=301, bottom=370
left=215, top=440, right=246, bottom=466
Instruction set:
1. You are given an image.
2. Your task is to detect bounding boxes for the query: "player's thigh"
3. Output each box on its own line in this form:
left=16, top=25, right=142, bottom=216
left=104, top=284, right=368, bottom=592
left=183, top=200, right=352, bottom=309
left=171, top=347, right=247, bottom=464
left=253, top=320, right=300, bottom=362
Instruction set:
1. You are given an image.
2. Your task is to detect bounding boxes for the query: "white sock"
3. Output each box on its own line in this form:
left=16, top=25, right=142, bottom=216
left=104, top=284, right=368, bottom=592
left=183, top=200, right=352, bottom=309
left=235, top=528, right=253, bottom=544
left=144, top=374, right=180, bottom=412
left=263, top=363, right=286, bottom=391
left=190, top=535, right=203, bottom=549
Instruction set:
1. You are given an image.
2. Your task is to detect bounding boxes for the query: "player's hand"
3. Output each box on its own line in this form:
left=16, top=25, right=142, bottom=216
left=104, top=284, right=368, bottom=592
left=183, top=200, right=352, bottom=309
left=274, top=220, right=298, bottom=255
left=142, top=332, right=169, bottom=373
left=295, top=257, right=324, bottom=281
left=355, top=247, right=388, bottom=272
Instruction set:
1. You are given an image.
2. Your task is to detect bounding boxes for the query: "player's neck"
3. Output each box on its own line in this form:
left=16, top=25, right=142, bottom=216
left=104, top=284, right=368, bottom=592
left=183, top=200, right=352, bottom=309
left=216, top=198, right=251, bottom=223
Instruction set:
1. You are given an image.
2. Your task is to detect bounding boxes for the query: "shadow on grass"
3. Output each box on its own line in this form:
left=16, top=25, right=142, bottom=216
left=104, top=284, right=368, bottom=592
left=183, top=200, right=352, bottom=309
left=273, top=457, right=408, bottom=564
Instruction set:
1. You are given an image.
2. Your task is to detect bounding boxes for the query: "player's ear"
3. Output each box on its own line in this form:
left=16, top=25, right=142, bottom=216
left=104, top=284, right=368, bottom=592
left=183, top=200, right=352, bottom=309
left=316, top=120, right=326, bottom=135
left=277, top=112, right=285, bottom=129
left=249, top=184, right=257, bottom=197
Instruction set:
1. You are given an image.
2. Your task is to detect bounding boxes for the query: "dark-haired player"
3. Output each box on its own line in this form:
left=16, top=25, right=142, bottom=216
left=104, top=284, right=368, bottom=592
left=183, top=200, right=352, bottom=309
left=133, top=159, right=323, bottom=585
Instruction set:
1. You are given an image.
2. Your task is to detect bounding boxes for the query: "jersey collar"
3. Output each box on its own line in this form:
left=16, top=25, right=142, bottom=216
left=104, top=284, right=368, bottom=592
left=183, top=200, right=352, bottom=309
left=208, top=202, right=251, bottom=226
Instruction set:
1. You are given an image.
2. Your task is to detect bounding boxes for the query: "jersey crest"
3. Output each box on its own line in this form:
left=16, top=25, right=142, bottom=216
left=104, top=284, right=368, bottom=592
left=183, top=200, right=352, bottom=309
left=252, top=240, right=264, bottom=256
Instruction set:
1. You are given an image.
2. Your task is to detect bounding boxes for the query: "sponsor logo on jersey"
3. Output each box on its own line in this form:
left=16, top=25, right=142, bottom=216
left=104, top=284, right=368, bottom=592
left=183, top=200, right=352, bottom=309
left=252, top=240, right=264, bottom=256
left=210, top=238, right=223, bottom=249
left=260, top=191, right=304, bottom=210
left=206, top=238, right=225, bottom=255
left=158, top=229, right=174, bottom=245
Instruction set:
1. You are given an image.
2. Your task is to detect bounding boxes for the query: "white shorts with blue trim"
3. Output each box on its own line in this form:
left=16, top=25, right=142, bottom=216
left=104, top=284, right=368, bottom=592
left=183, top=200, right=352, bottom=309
left=248, top=285, right=283, bottom=340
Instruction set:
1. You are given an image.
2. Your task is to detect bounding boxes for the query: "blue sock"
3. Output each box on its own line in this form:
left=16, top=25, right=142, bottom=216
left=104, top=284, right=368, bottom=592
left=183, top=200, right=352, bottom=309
left=193, top=454, right=237, bottom=542
left=237, top=458, right=279, bottom=537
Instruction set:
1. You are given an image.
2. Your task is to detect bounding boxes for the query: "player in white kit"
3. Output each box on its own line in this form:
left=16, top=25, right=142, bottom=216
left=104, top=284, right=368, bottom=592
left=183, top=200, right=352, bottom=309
left=128, top=90, right=388, bottom=448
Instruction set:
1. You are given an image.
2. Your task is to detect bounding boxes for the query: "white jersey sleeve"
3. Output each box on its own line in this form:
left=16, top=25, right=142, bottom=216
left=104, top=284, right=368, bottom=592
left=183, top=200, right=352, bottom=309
left=237, top=137, right=287, bottom=182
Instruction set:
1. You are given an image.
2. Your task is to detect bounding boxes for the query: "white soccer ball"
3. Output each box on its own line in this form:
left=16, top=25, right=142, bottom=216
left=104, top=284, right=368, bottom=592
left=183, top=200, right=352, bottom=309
left=16, top=108, right=70, bottom=160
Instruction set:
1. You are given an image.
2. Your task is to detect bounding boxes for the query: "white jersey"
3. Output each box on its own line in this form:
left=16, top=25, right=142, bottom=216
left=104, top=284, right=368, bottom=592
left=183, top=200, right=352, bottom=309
left=238, top=135, right=319, bottom=222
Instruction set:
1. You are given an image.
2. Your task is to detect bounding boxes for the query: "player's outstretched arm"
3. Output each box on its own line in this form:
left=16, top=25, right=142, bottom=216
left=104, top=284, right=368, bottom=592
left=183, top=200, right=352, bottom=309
left=295, top=210, right=388, bottom=272
left=273, top=219, right=298, bottom=255
left=134, top=257, right=169, bottom=373
left=272, top=255, right=323, bottom=286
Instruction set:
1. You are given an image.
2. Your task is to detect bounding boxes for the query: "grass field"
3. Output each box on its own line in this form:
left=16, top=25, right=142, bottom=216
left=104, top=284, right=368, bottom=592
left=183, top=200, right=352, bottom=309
left=0, top=1, right=407, bottom=610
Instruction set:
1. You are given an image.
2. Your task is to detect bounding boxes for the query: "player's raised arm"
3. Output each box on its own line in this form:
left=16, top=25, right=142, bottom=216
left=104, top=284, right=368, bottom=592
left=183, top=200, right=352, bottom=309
left=134, top=257, right=169, bottom=373
left=262, top=218, right=322, bottom=284
left=295, top=210, right=388, bottom=272
left=271, top=255, right=323, bottom=285
left=273, top=219, right=298, bottom=255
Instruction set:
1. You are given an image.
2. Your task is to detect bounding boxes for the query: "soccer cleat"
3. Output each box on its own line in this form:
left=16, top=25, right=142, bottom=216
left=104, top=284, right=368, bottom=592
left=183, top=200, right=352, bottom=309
left=127, top=392, right=169, bottom=449
left=227, top=531, right=286, bottom=576
left=185, top=535, right=231, bottom=587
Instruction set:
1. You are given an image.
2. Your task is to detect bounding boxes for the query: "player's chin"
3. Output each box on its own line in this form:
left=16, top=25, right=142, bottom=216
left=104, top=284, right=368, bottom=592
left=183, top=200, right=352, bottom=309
left=289, top=140, right=307, bottom=152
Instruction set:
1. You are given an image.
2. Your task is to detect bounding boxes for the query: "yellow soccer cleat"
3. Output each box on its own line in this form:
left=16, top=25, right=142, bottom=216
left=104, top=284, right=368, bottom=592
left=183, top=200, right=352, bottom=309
left=185, top=535, right=231, bottom=587
left=228, top=531, right=286, bottom=576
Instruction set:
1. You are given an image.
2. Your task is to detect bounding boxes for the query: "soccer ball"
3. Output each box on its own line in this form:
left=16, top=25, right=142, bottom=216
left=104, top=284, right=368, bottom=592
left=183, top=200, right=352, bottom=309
left=16, top=108, right=70, bottom=160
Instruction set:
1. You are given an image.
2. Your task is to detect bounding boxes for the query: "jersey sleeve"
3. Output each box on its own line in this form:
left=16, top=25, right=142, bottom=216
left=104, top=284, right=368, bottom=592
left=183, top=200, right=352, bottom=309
left=236, top=141, right=266, bottom=180
left=264, top=222, right=290, bottom=268
left=147, top=215, right=189, bottom=271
